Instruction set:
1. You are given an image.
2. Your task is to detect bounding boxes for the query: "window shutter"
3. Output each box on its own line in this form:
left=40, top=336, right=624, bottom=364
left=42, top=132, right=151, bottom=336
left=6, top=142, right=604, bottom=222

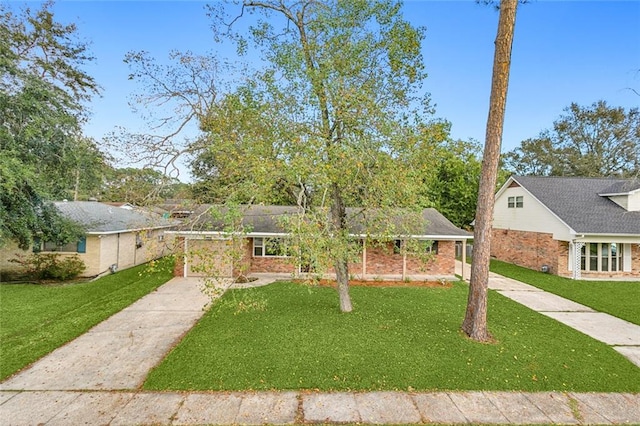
left=33, top=237, right=42, bottom=253
left=77, top=237, right=87, bottom=254
left=623, top=244, right=632, bottom=272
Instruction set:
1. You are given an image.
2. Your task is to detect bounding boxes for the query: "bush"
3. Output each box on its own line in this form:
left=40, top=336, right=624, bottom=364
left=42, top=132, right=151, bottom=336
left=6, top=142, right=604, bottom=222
left=9, top=253, right=86, bottom=281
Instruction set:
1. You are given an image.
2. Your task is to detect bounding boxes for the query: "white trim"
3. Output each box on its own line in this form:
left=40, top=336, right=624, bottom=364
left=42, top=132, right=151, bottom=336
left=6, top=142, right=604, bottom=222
left=166, top=230, right=471, bottom=241
left=623, top=243, right=632, bottom=272
left=87, top=225, right=174, bottom=235
left=497, top=176, right=577, bottom=235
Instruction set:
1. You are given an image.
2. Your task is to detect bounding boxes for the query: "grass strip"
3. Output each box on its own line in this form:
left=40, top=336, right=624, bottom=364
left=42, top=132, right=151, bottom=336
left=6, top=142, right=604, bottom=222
left=144, top=281, right=640, bottom=392
left=490, top=259, right=640, bottom=325
left=0, top=258, right=174, bottom=380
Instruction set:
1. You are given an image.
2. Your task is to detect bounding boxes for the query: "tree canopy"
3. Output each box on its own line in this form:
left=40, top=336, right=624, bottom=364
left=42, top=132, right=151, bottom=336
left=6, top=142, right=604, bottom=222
left=504, top=101, right=640, bottom=178
left=123, top=0, right=450, bottom=311
left=0, top=2, right=101, bottom=248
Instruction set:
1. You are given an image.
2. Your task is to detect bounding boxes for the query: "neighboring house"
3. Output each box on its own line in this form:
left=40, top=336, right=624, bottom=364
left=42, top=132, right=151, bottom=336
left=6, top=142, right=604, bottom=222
left=492, top=175, right=640, bottom=279
left=0, top=201, right=176, bottom=278
left=167, top=204, right=472, bottom=280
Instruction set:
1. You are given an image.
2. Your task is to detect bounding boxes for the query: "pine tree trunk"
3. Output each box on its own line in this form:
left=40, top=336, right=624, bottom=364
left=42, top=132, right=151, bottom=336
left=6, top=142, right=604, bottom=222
left=462, top=0, right=518, bottom=341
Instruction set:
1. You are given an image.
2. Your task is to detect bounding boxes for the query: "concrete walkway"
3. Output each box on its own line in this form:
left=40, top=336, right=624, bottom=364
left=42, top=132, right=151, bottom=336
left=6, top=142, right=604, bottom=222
left=1, top=271, right=639, bottom=425
left=455, top=261, right=640, bottom=368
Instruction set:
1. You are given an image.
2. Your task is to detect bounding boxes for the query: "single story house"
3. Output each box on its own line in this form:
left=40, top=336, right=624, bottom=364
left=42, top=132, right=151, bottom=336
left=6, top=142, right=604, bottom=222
left=1, top=201, right=176, bottom=278
left=492, top=175, right=640, bottom=279
left=167, top=204, right=472, bottom=280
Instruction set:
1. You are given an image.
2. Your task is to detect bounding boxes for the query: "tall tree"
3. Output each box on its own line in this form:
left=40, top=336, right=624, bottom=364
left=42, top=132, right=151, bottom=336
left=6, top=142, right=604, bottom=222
left=0, top=2, right=100, bottom=248
left=124, top=0, right=444, bottom=312
left=504, top=101, right=640, bottom=177
left=462, top=0, right=518, bottom=341
left=425, top=139, right=483, bottom=228
left=101, top=167, right=186, bottom=205
left=213, top=0, right=447, bottom=313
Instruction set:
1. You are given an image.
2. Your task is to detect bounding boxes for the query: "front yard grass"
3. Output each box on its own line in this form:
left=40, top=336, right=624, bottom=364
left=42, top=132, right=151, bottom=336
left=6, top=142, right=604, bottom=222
left=490, top=259, right=640, bottom=325
left=143, top=281, right=640, bottom=393
left=0, top=258, right=174, bottom=381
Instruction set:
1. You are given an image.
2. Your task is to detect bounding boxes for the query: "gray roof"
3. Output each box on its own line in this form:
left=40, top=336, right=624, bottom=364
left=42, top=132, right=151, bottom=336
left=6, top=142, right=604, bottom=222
left=54, top=201, right=176, bottom=234
left=174, top=204, right=471, bottom=239
left=512, top=176, right=640, bottom=235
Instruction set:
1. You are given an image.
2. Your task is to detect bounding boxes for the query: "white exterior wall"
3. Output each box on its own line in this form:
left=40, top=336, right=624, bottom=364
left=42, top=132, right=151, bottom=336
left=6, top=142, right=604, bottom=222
left=628, top=192, right=640, bottom=211
left=607, top=192, right=640, bottom=212
left=493, top=186, right=573, bottom=241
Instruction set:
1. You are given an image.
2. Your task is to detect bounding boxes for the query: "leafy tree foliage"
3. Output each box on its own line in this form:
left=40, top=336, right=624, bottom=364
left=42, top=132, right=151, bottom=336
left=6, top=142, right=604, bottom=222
left=124, top=0, right=448, bottom=312
left=504, top=101, right=640, bottom=177
left=0, top=2, right=99, bottom=248
left=101, top=167, right=188, bottom=205
left=425, top=139, right=483, bottom=228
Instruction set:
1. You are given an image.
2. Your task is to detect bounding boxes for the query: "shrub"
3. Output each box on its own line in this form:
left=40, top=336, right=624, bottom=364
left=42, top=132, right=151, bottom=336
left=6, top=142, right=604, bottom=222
left=9, top=253, right=86, bottom=281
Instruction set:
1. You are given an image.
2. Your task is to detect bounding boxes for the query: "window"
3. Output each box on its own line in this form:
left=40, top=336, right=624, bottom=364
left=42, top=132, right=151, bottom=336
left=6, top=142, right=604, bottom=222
left=253, top=237, right=289, bottom=257
left=36, top=237, right=87, bottom=254
left=507, top=196, right=523, bottom=208
left=580, top=243, right=623, bottom=273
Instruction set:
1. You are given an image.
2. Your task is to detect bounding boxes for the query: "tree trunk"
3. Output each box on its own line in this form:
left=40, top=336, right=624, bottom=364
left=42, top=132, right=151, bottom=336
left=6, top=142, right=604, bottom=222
left=74, top=168, right=80, bottom=201
left=330, top=184, right=353, bottom=313
left=462, top=0, right=518, bottom=341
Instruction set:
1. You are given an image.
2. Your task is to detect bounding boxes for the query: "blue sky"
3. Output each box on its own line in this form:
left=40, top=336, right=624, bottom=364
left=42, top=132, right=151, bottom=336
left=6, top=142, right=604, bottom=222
left=31, top=1, right=640, bottom=177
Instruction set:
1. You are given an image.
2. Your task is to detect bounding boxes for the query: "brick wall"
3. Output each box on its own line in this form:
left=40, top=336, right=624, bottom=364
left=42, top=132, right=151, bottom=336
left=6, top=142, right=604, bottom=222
left=491, top=229, right=562, bottom=274
left=365, top=240, right=456, bottom=276
left=249, top=256, right=297, bottom=274
left=174, top=236, right=461, bottom=278
left=365, top=243, right=404, bottom=276
left=406, top=240, right=456, bottom=275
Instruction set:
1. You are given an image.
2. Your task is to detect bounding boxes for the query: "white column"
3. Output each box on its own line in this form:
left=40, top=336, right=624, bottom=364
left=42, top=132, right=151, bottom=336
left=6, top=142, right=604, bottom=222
left=573, top=241, right=584, bottom=280
left=362, top=239, right=367, bottom=277
left=461, top=240, right=467, bottom=280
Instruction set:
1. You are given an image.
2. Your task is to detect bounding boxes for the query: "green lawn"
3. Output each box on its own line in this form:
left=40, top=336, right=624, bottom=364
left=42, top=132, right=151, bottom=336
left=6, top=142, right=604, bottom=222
left=0, top=258, right=174, bottom=381
left=490, top=259, right=640, bottom=325
left=143, top=281, right=640, bottom=393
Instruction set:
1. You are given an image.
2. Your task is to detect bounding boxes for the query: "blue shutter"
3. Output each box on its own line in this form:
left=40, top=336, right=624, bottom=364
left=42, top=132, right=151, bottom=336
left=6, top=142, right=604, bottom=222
left=33, top=237, right=42, bottom=253
left=77, top=236, right=87, bottom=253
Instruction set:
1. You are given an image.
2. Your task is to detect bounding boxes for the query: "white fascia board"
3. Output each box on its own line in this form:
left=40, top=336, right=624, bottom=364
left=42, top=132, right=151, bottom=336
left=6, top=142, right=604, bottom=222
left=166, top=230, right=290, bottom=238
left=494, top=176, right=516, bottom=200
left=599, top=187, right=640, bottom=196
left=86, top=224, right=175, bottom=235
left=353, top=234, right=470, bottom=240
left=166, top=230, right=469, bottom=240
left=573, top=233, right=640, bottom=242
left=509, top=176, right=577, bottom=236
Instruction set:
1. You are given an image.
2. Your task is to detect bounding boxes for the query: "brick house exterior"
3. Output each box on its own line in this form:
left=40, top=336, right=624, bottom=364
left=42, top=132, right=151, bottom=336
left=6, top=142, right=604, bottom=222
left=169, top=205, right=471, bottom=281
left=492, top=176, right=640, bottom=279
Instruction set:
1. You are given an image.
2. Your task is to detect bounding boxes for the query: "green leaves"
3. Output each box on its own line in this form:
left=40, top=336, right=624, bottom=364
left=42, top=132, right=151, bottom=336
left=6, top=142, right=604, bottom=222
left=504, top=101, right=640, bottom=177
left=0, top=2, right=100, bottom=249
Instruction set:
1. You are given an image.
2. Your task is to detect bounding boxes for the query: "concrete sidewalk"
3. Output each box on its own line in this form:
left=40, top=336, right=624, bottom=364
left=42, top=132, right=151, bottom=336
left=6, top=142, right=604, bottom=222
left=1, top=271, right=639, bottom=425
left=1, top=389, right=639, bottom=425
left=455, top=261, right=640, bottom=368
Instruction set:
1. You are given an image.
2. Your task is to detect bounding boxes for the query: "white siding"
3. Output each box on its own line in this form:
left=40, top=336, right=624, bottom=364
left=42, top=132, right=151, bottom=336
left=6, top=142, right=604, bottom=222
left=607, top=192, right=640, bottom=212
left=493, top=186, right=573, bottom=241
left=628, top=192, right=640, bottom=212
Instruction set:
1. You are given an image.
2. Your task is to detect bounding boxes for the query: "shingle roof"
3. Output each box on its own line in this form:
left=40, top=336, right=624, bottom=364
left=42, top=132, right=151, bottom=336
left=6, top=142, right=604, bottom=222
left=512, top=176, right=640, bottom=235
left=174, top=204, right=471, bottom=239
left=54, top=201, right=176, bottom=234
